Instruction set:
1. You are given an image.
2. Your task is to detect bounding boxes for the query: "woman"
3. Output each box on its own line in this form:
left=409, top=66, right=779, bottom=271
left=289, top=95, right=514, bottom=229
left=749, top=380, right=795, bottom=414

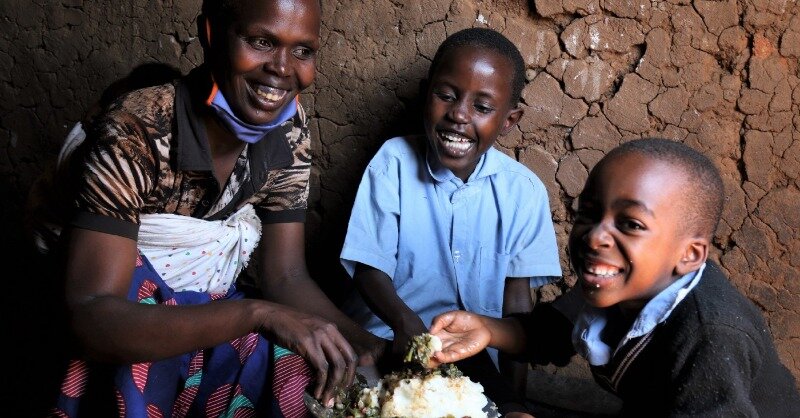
left=35, top=0, right=384, bottom=416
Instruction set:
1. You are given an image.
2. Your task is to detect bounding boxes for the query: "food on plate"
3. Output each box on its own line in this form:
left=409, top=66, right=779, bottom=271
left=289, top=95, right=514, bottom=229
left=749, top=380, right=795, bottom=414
left=331, top=365, right=492, bottom=418
left=324, top=333, right=493, bottom=418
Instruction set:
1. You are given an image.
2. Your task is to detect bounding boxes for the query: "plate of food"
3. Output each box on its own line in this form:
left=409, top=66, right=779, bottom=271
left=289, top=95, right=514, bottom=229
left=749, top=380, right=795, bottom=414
left=304, top=334, right=500, bottom=418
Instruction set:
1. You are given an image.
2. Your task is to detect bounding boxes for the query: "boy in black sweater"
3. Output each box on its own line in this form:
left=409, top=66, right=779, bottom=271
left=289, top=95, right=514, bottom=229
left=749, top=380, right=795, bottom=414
left=429, top=138, right=800, bottom=417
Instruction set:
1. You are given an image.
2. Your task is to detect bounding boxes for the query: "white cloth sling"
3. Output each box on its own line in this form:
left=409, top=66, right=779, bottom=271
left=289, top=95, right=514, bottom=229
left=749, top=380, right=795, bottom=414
left=138, top=204, right=262, bottom=294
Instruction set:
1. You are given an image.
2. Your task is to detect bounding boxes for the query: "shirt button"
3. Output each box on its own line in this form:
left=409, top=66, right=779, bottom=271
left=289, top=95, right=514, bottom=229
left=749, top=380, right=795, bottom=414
left=453, top=250, right=461, bottom=262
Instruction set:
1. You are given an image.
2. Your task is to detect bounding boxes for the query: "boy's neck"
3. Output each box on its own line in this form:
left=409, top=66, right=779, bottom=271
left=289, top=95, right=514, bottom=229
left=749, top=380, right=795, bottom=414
left=600, top=306, right=636, bottom=348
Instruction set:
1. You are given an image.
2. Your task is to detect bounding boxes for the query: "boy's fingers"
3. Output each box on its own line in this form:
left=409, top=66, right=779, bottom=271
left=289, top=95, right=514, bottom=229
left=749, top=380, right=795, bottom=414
left=429, top=312, right=455, bottom=333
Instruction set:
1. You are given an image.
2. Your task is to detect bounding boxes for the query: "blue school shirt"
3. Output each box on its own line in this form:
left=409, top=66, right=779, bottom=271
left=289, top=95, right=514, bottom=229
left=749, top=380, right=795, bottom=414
left=340, top=136, right=562, bottom=339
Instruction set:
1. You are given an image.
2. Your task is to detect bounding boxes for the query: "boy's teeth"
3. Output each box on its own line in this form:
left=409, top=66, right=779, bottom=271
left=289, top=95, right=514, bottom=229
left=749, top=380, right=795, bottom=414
left=444, top=141, right=471, bottom=152
left=586, top=264, right=621, bottom=277
left=440, top=132, right=471, bottom=143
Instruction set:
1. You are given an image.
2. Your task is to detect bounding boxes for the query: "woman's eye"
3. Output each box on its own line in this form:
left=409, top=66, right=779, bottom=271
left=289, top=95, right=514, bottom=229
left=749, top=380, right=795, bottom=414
left=249, top=38, right=273, bottom=49
left=293, top=47, right=315, bottom=59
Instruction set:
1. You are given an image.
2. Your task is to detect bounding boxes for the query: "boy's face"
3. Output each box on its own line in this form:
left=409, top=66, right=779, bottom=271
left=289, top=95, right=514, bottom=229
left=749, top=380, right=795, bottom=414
left=208, top=0, right=320, bottom=125
left=423, top=46, right=522, bottom=181
left=568, top=152, right=707, bottom=314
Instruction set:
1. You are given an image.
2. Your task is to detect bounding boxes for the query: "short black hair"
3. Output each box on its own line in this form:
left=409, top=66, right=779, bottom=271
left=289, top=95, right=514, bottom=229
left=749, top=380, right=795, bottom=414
left=606, top=138, right=725, bottom=240
left=428, top=27, right=526, bottom=106
left=201, top=0, right=239, bottom=23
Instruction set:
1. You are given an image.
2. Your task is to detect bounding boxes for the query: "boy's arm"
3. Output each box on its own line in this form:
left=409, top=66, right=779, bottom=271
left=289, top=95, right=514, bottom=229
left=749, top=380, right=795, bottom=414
left=500, top=277, right=533, bottom=395
left=667, top=324, right=762, bottom=416
left=353, top=263, right=427, bottom=361
left=430, top=311, right=527, bottom=366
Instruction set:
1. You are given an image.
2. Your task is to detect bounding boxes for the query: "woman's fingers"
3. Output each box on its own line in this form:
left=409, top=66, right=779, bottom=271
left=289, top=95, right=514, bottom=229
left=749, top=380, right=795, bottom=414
left=263, top=308, right=357, bottom=407
left=301, top=321, right=358, bottom=407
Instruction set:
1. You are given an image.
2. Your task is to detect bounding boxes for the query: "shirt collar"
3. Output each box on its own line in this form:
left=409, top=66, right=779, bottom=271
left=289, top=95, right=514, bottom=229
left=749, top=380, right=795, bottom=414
left=424, top=142, right=505, bottom=184
left=174, top=66, right=295, bottom=173
left=573, top=263, right=707, bottom=366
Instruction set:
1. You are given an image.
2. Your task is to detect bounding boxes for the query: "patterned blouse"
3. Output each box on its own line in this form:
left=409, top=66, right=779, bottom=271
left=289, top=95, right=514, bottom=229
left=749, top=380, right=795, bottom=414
left=43, top=66, right=311, bottom=243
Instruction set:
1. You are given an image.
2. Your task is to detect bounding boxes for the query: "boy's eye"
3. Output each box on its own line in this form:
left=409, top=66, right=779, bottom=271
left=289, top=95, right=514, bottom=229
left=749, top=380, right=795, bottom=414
left=474, top=103, right=494, bottom=114
left=573, top=207, right=596, bottom=224
left=619, top=219, right=645, bottom=231
left=293, top=46, right=315, bottom=60
left=434, top=91, right=455, bottom=102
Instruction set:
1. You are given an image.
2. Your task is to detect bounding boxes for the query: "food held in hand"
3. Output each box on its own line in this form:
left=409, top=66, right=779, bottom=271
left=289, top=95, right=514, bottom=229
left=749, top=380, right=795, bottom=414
left=404, top=333, right=443, bottom=368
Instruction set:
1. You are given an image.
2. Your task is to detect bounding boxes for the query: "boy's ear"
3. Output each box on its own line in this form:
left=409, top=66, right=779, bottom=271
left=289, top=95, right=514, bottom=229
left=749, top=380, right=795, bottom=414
left=418, top=79, right=430, bottom=99
left=501, top=107, right=524, bottom=135
left=675, top=238, right=708, bottom=276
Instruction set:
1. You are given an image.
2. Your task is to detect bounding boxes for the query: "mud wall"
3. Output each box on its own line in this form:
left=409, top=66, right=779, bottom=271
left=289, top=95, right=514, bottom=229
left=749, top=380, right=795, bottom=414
left=1, top=0, right=798, bottom=389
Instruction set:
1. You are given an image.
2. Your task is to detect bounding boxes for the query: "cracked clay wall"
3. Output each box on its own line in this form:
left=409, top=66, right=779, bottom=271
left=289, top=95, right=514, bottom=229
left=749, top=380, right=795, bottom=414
left=1, top=0, right=798, bottom=386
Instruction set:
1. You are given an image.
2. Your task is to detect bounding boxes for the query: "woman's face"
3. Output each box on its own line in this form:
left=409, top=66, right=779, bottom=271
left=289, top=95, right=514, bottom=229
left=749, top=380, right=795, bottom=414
left=208, top=0, right=320, bottom=125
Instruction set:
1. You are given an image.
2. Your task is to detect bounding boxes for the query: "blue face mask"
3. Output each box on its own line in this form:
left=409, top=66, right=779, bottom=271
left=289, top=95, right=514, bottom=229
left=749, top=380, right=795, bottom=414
left=208, top=85, right=298, bottom=144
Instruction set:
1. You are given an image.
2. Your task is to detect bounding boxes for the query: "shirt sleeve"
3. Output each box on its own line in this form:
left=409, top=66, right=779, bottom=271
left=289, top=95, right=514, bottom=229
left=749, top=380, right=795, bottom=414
left=509, top=303, right=575, bottom=366
left=506, top=175, right=562, bottom=280
left=339, top=154, right=400, bottom=279
left=71, top=111, right=158, bottom=240
left=254, top=114, right=310, bottom=224
left=667, top=324, right=761, bottom=416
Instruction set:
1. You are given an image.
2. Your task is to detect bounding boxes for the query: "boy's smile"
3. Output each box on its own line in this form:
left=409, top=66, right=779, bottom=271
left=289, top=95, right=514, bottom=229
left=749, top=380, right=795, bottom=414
left=568, top=152, right=705, bottom=314
left=208, top=0, right=320, bottom=125
left=423, top=46, right=522, bottom=181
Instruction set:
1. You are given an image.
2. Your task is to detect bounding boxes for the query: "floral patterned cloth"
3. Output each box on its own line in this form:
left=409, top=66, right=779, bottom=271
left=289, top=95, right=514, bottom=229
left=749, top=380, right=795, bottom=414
left=50, top=253, right=311, bottom=418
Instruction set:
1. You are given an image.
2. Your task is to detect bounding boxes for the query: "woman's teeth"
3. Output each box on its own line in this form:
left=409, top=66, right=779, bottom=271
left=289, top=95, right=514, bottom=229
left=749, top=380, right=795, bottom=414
left=256, top=87, right=287, bottom=102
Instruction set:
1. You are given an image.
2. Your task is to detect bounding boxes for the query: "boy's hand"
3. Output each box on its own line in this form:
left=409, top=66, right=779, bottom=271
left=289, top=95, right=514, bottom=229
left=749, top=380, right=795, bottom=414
left=428, top=310, right=491, bottom=367
left=355, top=337, right=390, bottom=367
left=389, top=318, right=428, bottom=370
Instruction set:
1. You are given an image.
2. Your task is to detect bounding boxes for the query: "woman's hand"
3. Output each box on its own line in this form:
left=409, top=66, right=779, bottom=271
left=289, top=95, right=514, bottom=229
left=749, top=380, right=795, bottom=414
left=428, top=310, right=491, bottom=367
left=257, top=303, right=357, bottom=407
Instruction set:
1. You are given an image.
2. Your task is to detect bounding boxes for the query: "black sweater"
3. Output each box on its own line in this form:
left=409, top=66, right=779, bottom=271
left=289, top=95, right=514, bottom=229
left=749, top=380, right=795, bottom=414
left=519, top=262, right=800, bottom=417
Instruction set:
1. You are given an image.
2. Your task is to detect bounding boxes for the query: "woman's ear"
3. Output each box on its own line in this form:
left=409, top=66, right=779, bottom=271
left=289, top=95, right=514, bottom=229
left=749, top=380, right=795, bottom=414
left=675, top=238, right=708, bottom=276
left=198, top=15, right=212, bottom=49
left=500, top=107, right=523, bottom=135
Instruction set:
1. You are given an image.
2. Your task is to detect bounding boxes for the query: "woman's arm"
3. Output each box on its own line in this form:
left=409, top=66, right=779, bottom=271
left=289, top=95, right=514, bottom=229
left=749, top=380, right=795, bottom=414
left=256, top=222, right=388, bottom=365
left=64, top=226, right=356, bottom=405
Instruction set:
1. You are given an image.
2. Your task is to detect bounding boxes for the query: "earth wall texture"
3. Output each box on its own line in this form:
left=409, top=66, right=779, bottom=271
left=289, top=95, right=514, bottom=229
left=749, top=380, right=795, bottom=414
left=1, top=0, right=798, bottom=385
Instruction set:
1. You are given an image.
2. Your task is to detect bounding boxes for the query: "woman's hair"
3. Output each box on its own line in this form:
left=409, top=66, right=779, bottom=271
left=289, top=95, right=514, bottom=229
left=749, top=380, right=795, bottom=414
left=202, top=0, right=322, bottom=23
left=428, top=27, right=526, bottom=106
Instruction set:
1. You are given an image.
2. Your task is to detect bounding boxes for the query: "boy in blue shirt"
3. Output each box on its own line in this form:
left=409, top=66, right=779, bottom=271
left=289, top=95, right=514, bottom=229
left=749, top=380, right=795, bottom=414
left=340, top=28, right=562, bottom=415
left=429, top=138, right=800, bottom=417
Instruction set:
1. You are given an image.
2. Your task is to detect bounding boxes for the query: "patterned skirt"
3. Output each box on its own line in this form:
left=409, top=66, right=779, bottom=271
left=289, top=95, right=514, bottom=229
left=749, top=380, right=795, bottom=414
left=49, top=253, right=311, bottom=418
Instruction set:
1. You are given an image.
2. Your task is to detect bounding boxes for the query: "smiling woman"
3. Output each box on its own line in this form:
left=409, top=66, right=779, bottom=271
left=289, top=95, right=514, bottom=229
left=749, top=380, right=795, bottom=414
left=28, top=0, right=386, bottom=417
left=204, top=0, right=319, bottom=126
